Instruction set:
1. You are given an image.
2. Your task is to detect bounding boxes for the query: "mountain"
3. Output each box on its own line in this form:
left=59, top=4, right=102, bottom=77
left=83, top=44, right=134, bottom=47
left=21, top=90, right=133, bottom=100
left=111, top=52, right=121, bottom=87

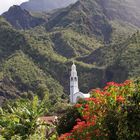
left=46, top=0, right=140, bottom=42
left=21, top=0, right=78, bottom=12
left=0, top=0, right=140, bottom=104
left=2, top=5, right=45, bottom=29
left=0, top=17, right=105, bottom=105
left=78, top=31, right=140, bottom=81
left=99, top=0, right=140, bottom=27
left=20, top=0, right=140, bottom=28
left=46, top=0, right=112, bottom=42
left=0, top=17, right=64, bottom=104
left=50, top=29, right=102, bottom=58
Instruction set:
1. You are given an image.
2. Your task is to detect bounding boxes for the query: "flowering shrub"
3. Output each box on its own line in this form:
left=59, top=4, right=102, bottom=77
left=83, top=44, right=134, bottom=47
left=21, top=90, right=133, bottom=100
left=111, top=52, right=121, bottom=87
left=57, top=107, right=82, bottom=136
left=59, top=80, right=140, bottom=140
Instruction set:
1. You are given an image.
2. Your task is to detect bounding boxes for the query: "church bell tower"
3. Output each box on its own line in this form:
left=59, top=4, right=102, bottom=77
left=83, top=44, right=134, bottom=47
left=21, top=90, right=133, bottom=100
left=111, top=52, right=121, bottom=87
left=70, top=62, right=79, bottom=103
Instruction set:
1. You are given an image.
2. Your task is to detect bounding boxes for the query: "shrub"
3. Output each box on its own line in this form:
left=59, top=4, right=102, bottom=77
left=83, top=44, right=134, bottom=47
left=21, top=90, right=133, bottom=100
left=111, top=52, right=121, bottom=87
left=57, top=107, right=82, bottom=136
left=0, top=96, right=50, bottom=140
left=59, top=80, right=140, bottom=140
left=116, top=80, right=140, bottom=140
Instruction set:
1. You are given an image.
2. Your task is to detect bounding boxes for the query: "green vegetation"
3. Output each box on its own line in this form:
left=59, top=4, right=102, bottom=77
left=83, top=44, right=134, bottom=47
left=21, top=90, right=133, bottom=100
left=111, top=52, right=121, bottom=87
left=57, top=107, right=82, bottom=135
left=0, top=1, right=140, bottom=139
left=3, top=51, right=46, bottom=88
left=50, top=29, right=102, bottom=58
left=2, top=6, right=45, bottom=29
left=0, top=19, right=64, bottom=104
left=0, top=19, right=26, bottom=60
left=0, top=17, right=11, bottom=27
left=79, top=31, right=140, bottom=82
left=0, top=0, right=140, bottom=107
left=46, top=0, right=112, bottom=42
left=0, top=80, right=139, bottom=140
left=110, top=20, right=138, bottom=44
left=59, top=80, right=140, bottom=140
left=0, top=96, right=58, bottom=140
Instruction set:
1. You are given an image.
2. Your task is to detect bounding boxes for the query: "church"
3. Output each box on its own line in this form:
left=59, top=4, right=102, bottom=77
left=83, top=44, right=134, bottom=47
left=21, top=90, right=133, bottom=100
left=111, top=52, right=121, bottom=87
left=70, top=62, right=90, bottom=104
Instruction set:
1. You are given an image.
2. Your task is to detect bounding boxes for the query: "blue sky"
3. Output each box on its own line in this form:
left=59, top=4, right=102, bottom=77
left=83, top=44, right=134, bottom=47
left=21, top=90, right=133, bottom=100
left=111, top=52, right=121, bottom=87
left=0, top=0, right=28, bottom=14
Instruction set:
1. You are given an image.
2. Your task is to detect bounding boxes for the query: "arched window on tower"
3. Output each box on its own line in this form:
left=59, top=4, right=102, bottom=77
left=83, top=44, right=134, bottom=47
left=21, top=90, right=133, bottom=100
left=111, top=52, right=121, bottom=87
left=74, top=77, right=77, bottom=81
left=71, top=77, right=73, bottom=81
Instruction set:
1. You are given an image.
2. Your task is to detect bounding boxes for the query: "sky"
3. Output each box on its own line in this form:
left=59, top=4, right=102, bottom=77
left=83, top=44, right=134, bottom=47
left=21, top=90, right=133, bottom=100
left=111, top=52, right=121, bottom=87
left=0, top=0, right=28, bottom=14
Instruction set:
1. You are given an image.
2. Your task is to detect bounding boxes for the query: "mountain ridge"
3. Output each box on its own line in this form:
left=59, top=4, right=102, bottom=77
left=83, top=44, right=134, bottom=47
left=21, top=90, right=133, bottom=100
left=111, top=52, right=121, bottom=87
left=2, top=5, right=45, bottom=29
left=21, top=0, right=78, bottom=12
left=0, top=0, right=140, bottom=104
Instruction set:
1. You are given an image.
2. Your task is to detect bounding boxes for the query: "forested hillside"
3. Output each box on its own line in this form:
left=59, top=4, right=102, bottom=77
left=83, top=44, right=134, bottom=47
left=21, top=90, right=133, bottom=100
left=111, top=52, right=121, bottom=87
left=0, top=17, right=64, bottom=104
left=0, top=0, right=140, bottom=104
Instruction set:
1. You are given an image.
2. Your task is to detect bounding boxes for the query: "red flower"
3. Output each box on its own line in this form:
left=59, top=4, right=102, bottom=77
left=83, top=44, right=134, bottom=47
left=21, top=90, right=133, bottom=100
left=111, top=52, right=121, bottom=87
left=116, top=96, right=125, bottom=103
left=124, top=80, right=132, bottom=85
left=75, top=103, right=82, bottom=108
left=85, top=104, right=89, bottom=108
left=94, top=89, right=102, bottom=94
left=76, top=118, right=81, bottom=122
left=59, top=133, right=71, bottom=140
left=104, top=91, right=111, bottom=96
left=107, top=81, right=118, bottom=86
left=104, top=85, right=109, bottom=90
left=59, top=80, right=133, bottom=140
left=118, top=83, right=124, bottom=87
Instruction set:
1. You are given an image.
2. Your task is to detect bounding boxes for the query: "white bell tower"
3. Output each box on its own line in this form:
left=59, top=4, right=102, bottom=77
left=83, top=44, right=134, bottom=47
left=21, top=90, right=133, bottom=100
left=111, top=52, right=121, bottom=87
left=70, top=62, right=79, bottom=103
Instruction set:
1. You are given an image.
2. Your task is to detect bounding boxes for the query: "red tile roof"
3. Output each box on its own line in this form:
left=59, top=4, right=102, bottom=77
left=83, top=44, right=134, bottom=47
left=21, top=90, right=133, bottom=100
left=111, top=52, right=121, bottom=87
left=38, top=116, right=58, bottom=125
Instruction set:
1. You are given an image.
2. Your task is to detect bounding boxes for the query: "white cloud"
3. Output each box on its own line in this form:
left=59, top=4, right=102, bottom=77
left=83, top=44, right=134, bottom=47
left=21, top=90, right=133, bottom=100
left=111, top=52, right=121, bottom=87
left=0, top=0, right=28, bottom=14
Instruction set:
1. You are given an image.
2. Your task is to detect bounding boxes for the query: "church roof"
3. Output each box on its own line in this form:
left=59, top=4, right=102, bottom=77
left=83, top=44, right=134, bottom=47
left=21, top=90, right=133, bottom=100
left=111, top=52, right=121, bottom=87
left=74, top=91, right=90, bottom=98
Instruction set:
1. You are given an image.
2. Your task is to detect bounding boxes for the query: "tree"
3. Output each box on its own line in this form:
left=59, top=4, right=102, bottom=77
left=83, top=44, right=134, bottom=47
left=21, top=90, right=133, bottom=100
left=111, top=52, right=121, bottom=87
left=57, top=106, right=82, bottom=136
left=0, top=96, right=50, bottom=140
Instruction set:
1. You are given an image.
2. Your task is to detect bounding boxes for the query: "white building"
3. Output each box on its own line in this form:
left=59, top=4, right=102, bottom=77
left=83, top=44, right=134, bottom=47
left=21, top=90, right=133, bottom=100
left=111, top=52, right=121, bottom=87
left=70, top=62, right=90, bottom=104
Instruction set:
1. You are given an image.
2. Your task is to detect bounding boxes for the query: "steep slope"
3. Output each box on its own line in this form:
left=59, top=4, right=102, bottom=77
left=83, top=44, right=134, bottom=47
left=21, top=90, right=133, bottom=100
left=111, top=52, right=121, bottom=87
left=46, top=0, right=140, bottom=42
left=22, top=27, right=105, bottom=93
left=78, top=32, right=140, bottom=80
left=46, top=0, right=112, bottom=42
left=3, top=51, right=64, bottom=95
left=0, top=18, right=64, bottom=104
left=0, top=0, right=140, bottom=105
left=0, top=16, right=27, bottom=60
left=21, top=0, right=77, bottom=12
left=0, top=16, right=11, bottom=27
left=99, top=0, right=140, bottom=27
left=2, top=5, right=45, bottom=29
left=0, top=17, right=104, bottom=103
left=50, top=29, right=102, bottom=58
left=109, top=20, right=138, bottom=44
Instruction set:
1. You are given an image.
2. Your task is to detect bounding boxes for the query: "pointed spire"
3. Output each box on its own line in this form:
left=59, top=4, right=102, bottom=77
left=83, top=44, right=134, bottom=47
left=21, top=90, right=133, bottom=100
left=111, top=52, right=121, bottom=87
left=71, top=60, right=76, bottom=70
left=73, top=60, right=75, bottom=65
